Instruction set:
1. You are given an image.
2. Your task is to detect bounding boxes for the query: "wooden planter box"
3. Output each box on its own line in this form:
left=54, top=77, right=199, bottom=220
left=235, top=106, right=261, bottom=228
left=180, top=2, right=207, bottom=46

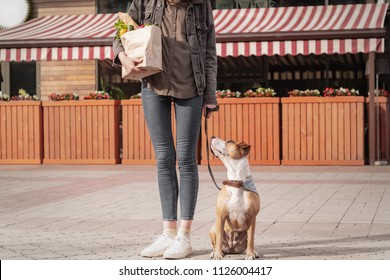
left=366, top=96, right=390, bottom=162
left=0, top=101, right=43, bottom=164
left=201, top=98, right=281, bottom=165
left=121, top=99, right=181, bottom=164
left=281, top=96, right=365, bottom=165
left=42, top=100, right=120, bottom=164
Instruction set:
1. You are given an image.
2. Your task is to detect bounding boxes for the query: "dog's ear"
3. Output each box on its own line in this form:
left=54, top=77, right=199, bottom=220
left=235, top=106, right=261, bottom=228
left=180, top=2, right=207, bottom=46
left=237, top=142, right=251, bottom=157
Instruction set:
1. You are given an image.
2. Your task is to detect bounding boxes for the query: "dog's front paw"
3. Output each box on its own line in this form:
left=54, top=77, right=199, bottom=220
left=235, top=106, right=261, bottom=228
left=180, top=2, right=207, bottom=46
left=212, top=251, right=224, bottom=260
left=245, top=251, right=259, bottom=260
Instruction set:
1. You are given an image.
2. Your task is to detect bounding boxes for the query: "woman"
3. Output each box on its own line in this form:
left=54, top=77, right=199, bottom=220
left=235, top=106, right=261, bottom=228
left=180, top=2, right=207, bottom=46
left=113, top=0, right=218, bottom=259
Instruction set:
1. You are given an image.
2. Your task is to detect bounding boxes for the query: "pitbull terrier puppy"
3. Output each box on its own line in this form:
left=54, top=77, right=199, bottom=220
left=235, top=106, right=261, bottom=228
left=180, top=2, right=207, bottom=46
left=209, top=137, right=260, bottom=260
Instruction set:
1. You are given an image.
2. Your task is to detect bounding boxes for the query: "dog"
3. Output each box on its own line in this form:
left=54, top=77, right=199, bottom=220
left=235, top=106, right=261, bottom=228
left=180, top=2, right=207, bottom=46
left=208, top=137, right=260, bottom=260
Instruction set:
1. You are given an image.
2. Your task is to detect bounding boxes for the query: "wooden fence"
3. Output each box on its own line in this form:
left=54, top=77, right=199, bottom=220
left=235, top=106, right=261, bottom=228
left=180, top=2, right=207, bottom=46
left=281, top=97, right=365, bottom=165
left=0, top=101, right=42, bottom=164
left=42, top=100, right=120, bottom=164
left=366, top=97, right=390, bottom=162
left=2, top=97, right=384, bottom=166
left=121, top=99, right=178, bottom=164
left=201, top=98, right=280, bottom=165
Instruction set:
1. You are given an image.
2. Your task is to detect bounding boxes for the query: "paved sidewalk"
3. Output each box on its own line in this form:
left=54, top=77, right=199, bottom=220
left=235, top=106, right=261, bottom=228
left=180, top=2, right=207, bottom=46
left=0, top=164, right=389, bottom=260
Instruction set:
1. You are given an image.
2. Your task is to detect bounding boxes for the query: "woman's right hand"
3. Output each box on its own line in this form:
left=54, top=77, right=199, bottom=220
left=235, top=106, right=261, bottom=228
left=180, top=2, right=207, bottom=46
left=118, top=52, right=143, bottom=73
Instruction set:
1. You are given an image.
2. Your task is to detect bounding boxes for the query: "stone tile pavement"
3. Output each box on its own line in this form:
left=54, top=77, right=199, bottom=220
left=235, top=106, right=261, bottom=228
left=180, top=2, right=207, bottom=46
left=0, top=164, right=389, bottom=260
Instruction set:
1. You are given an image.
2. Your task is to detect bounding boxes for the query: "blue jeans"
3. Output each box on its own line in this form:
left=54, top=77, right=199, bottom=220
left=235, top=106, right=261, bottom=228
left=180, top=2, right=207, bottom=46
left=141, top=88, right=203, bottom=221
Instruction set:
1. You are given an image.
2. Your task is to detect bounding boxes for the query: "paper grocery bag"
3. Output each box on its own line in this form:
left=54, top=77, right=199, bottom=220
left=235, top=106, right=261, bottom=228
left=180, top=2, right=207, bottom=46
left=120, top=25, right=162, bottom=80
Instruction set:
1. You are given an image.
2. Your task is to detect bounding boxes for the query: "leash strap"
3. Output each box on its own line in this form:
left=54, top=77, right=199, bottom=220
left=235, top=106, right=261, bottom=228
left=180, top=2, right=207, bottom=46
left=205, top=106, right=221, bottom=191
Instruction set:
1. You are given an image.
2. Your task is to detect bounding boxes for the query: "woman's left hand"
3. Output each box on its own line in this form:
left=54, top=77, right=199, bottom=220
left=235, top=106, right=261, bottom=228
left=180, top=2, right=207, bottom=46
left=203, top=104, right=219, bottom=119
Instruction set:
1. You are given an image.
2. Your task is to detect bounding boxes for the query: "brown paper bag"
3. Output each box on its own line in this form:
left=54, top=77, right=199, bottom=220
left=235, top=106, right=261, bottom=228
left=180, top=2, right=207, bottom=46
left=120, top=25, right=162, bottom=80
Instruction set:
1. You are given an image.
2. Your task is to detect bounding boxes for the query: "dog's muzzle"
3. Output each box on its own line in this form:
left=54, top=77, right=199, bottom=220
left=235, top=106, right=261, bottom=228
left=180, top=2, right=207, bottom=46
left=210, top=136, right=217, bottom=156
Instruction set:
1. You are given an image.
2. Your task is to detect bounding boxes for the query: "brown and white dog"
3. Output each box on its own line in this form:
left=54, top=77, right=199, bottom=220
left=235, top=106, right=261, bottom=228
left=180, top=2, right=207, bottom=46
left=209, top=137, right=260, bottom=260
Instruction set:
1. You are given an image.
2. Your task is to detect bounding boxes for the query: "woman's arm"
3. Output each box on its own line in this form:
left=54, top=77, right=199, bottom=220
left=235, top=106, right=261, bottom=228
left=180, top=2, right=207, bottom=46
left=112, top=1, right=142, bottom=68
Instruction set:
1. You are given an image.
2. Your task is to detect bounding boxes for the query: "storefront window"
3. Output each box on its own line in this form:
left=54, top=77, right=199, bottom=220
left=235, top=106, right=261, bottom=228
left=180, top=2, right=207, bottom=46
left=97, top=60, right=141, bottom=99
left=10, top=62, right=36, bottom=97
left=97, top=0, right=132, bottom=13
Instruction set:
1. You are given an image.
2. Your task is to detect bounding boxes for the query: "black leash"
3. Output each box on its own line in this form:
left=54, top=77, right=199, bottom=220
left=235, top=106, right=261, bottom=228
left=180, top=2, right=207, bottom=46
left=205, top=105, right=221, bottom=191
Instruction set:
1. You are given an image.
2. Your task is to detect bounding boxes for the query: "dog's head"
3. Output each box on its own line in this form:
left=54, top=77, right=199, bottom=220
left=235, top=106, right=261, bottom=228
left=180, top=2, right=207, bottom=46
left=210, top=137, right=251, bottom=160
left=210, top=136, right=251, bottom=180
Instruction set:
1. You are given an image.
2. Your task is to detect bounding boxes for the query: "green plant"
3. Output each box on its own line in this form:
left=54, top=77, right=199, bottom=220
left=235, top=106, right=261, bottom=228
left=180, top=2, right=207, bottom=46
left=288, top=89, right=320, bottom=97
left=249, top=87, right=277, bottom=97
left=5, top=89, right=39, bottom=101
left=84, top=91, right=111, bottom=100
left=216, top=87, right=278, bottom=98
left=48, top=92, right=79, bottom=101
left=216, top=89, right=242, bottom=98
left=114, top=19, right=129, bottom=39
left=99, top=77, right=125, bottom=100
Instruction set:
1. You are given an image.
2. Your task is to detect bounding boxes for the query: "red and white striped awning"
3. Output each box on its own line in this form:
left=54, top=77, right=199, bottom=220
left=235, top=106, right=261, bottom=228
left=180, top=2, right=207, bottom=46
left=0, top=3, right=388, bottom=61
left=0, top=13, right=117, bottom=62
left=214, top=3, right=388, bottom=56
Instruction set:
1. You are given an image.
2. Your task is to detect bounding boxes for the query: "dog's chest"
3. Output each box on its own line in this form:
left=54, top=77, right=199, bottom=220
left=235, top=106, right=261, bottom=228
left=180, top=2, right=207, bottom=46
left=225, top=188, right=250, bottom=229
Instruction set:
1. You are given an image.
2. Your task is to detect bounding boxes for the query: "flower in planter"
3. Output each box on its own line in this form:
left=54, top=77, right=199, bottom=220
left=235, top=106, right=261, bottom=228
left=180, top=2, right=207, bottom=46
left=374, top=89, right=390, bottom=97
left=255, top=87, right=276, bottom=97
left=84, top=91, right=111, bottom=100
left=216, top=89, right=241, bottom=98
left=48, top=92, right=59, bottom=101
left=0, top=91, right=10, bottom=101
left=323, top=87, right=334, bottom=97
left=48, top=92, right=79, bottom=101
left=288, top=89, right=300, bottom=97
left=5, top=89, right=40, bottom=101
left=216, top=90, right=225, bottom=98
left=130, top=92, right=142, bottom=99
left=288, top=89, right=320, bottom=97
left=243, top=89, right=256, bottom=98
left=310, top=89, right=321, bottom=96
left=323, top=87, right=359, bottom=97
left=8, top=88, right=39, bottom=101
left=64, top=92, right=79, bottom=100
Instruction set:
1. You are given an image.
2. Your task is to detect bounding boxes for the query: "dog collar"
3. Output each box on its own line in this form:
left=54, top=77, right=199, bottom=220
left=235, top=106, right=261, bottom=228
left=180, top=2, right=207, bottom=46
left=222, top=180, right=244, bottom=188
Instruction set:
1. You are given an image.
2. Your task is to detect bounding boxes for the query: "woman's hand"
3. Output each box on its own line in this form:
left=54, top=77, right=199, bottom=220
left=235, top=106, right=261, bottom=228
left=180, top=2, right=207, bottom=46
left=203, top=104, right=219, bottom=119
left=118, top=52, right=143, bottom=73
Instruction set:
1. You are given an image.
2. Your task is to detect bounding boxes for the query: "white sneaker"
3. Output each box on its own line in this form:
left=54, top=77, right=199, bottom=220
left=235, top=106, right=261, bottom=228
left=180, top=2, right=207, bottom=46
left=141, top=233, right=174, bottom=257
left=163, top=235, right=192, bottom=259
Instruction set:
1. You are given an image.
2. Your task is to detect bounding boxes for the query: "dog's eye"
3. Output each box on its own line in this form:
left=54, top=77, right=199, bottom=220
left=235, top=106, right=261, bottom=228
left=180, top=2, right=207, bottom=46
left=226, top=140, right=235, bottom=144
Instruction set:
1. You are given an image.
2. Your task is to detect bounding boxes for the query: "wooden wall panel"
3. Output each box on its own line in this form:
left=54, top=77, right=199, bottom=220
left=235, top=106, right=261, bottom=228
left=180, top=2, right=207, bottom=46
left=31, top=0, right=96, bottom=17
left=40, top=60, right=96, bottom=100
left=42, top=100, right=120, bottom=164
left=201, top=98, right=281, bottom=166
left=366, top=97, right=390, bottom=162
left=121, top=100, right=178, bottom=165
left=281, top=97, right=365, bottom=165
left=0, top=102, right=42, bottom=164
